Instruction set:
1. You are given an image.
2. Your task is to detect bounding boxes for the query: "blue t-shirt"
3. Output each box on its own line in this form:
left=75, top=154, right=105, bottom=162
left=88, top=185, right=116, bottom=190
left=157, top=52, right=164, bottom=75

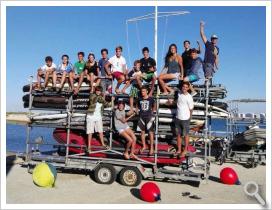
left=187, top=57, right=202, bottom=80
left=57, top=63, right=73, bottom=73
left=204, top=41, right=219, bottom=65
left=98, top=58, right=109, bottom=76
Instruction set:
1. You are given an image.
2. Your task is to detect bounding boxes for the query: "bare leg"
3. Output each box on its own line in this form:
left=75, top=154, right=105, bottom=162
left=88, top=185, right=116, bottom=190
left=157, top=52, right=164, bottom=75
left=158, top=73, right=176, bottom=94
left=52, top=71, right=57, bottom=87
left=59, top=71, right=67, bottom=89
left=136, top=75, right=143, bottom=88
left=69, top=72, right=75, bottom=90
left=148, top=76, right=156, bottom=96
left=176, top=134, right=182, bottom=154
left=149, top=131, right=154, bottom=155
left=128, top=97, right=134, bottom=116
left=44, top=71, right=50, bottom=88
left=120, top=131, right=133, bottom=159
left=37, top=70, right=44, bottom=89
left=126, top=128, right=137, bottom=156
left=89, top=73, right=94, bottom=93
left=98, top=132, right=105, bottom=147
left=140, top=131, right=147, bottom=152
left=121, top=80, right=130, bottom=94
left=74, top=72, right=85, bottom=94
left=181, top=135, right=190, bottom=157
left=88, top=133, right=93, bottom=151
left=116, top=75, right=125, bottom=94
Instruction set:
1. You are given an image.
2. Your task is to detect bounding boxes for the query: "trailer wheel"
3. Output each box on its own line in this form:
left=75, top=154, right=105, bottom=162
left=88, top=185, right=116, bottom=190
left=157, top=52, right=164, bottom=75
left=119, top=167, right=142, bottom=187
left=94, top=164, right=116, bottom=184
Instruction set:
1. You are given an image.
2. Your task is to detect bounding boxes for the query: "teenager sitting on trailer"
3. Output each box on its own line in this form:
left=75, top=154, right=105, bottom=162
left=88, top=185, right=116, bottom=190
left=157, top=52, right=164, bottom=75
left=167, top=81, right=194, bottom=158
left=56, top=54, right=74, bottom=92
left=86, top=86, right=112, bottom=152
left=114, top=100, right=138, bottom=160
left=104, top=46, right=128, bottom=94
left=36, top=56, right=57, bottom=91
left=182, top=40, right=201, bottom=77
left=136, top=86, right=156, bottom=156
left=139, top=47, right=157, bottom=96
left=70, top=52, right=85, bottom=93
left=200, top=20, right=219, bottom=81
left=183, top=48, right=203, bottom=96
left=74, top=53, right=99, bottom=94
left=158, top=44, right=184, bottom=95
left=98, top=48, right=112, bottom=94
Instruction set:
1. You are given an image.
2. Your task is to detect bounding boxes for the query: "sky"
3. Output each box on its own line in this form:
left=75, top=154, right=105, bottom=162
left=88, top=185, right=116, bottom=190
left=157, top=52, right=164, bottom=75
left=6, top=6, right=266, bottom=113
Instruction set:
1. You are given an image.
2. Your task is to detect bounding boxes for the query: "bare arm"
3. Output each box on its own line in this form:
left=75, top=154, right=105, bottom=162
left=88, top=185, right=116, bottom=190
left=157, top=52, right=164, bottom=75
left=178, top=55, right=184, bottom=79
left=196, top=40, right=201, bottom=54
left=104, top=61, right=111, bottom=76
left=200, top=21, right=208, bottom=44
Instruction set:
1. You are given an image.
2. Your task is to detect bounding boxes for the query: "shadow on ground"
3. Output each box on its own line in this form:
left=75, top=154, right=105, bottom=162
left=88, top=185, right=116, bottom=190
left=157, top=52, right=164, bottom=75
left=6, top=155, right=17, bottom=175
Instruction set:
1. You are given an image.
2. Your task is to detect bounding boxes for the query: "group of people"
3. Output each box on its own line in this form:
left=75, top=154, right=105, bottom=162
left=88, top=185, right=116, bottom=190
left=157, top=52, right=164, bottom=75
left=36, top=21, right=219, bottom=159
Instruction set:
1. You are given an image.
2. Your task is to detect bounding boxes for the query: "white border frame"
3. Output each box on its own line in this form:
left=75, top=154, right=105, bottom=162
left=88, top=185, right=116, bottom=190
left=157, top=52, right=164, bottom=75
left=1, top=1, right=271, bottom=209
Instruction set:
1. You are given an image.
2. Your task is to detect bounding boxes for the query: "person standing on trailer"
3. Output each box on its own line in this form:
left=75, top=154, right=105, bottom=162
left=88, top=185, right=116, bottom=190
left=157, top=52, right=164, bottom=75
left=98, top=48, right=112, bottom=94
left=136, top=86, right=156, bottom=156
left=183, top=48, right=203, bottom=96
left=86, top=86, right=111, bottom=152
left=139, top=47, right=157, bottom=97
left=36, top=56, right=57, bottom=91
left=172, top=81, right=194, bottom=158
left=181, top=40, right=201, bottom=77
left=114, top=100, right=138, bottom=160
left=158, top=44, right=184, bottom=95
left=70, top=52, right=85, bottom=92
left=104, top=46, right=128, bottom=94
left=56, top=54, right=74, bottom=92
left=200, top=20, right=219, bottom=81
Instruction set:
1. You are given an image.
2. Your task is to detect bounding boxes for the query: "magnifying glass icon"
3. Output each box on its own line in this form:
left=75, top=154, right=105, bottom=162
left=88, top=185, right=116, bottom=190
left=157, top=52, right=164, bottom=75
left=244, top=181, right=265, bottom=206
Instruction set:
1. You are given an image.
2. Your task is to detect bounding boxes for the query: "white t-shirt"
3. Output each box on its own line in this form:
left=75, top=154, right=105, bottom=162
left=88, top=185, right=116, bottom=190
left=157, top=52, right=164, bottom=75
left=109, top=55, right=127, bottom=73
left=92, top=102, right=103, bottom=120
left=176, top=92, right=194, bottom=120
left=40, top=63, right=57, bottom=72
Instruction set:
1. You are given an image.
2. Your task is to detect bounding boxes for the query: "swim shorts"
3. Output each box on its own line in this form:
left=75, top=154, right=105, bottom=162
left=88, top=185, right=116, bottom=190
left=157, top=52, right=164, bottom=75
left=175, top=118, right=190, bottom=136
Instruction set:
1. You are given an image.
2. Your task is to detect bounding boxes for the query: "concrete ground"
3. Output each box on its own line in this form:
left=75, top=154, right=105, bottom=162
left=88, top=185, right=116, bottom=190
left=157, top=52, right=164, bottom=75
left=6, top=153, right=266, bottom=204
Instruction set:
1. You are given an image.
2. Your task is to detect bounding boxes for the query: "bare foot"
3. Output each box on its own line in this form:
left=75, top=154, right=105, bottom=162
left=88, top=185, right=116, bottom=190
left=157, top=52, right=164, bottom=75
left=130, top=153, right=138, bottom=160
left=124, top=153, right=130, bottom=160
left=180, top=150, right=187, bottom=158
left=149, top=149, right=154, bottom=156
left=115, top=88, right=121, bottom=94
left=139, top=146, right=147, bottom=154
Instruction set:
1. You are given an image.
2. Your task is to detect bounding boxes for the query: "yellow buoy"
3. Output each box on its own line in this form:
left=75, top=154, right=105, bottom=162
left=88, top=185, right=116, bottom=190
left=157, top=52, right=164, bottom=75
left=32, top=162, right=57, bottom=187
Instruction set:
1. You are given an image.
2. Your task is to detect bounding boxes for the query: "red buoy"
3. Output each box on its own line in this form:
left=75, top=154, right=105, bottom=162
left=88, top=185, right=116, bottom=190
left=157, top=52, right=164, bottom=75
left=140, top=182, right=161, bottom=202
left=220, top=167, right=239, bottom=185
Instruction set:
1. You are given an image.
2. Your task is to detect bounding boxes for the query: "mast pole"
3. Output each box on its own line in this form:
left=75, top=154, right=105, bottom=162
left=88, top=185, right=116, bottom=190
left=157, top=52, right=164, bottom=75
left=154, top=6, right=158, bottom=63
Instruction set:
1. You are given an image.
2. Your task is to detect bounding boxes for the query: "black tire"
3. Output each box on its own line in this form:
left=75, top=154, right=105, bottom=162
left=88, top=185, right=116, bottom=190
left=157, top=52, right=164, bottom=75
left=119, top=167, right=142, bottom=187
left=93, top=164, right=116, bottom=185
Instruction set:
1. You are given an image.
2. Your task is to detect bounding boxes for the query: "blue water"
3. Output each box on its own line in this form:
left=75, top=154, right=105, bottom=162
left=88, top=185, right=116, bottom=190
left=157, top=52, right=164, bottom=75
left=6, top=119, right=265, bottom=153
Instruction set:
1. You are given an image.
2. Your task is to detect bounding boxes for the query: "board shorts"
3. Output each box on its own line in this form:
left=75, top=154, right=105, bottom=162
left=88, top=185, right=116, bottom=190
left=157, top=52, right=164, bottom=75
left=185, top=74, right=199, bottom=83
left=142, top=72, right=154, bottom=82
left=117, top=126, right=130, bottom=134
left=175, top=118, right=190, bottom=136
left=129, top=85, right=139, bottom=98
left=86, top=114, right=103, bottom=134
left=203, top=63, right=215, bottom=78
left=100, top=80, right=112, bottom=93
left=112, top=71, right=124, bottom=80
left=137, top=115, right=155, bottom=132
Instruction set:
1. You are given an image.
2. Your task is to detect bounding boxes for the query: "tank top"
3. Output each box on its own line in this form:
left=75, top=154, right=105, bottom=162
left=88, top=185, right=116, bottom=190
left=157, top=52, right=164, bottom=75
left=85, top=61, right=98, bottom=76
left=167, top=58, right=180, bottom=74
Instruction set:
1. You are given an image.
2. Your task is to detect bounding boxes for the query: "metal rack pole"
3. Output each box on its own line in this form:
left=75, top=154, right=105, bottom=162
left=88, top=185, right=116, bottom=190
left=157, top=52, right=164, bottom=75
left=204, top=79, right=210, bottom=181
left=25, top=76, right=34, bottom=162
left=109, top=78, right=114, bottom=149
left=65, top=95, right=73, bottom=165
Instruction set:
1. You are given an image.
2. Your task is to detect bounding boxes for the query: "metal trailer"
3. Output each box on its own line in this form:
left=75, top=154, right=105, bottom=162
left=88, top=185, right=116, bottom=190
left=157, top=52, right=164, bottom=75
left=214, top=99, right=266, bottom=168
left=21, top=76, right=213, bottom=186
